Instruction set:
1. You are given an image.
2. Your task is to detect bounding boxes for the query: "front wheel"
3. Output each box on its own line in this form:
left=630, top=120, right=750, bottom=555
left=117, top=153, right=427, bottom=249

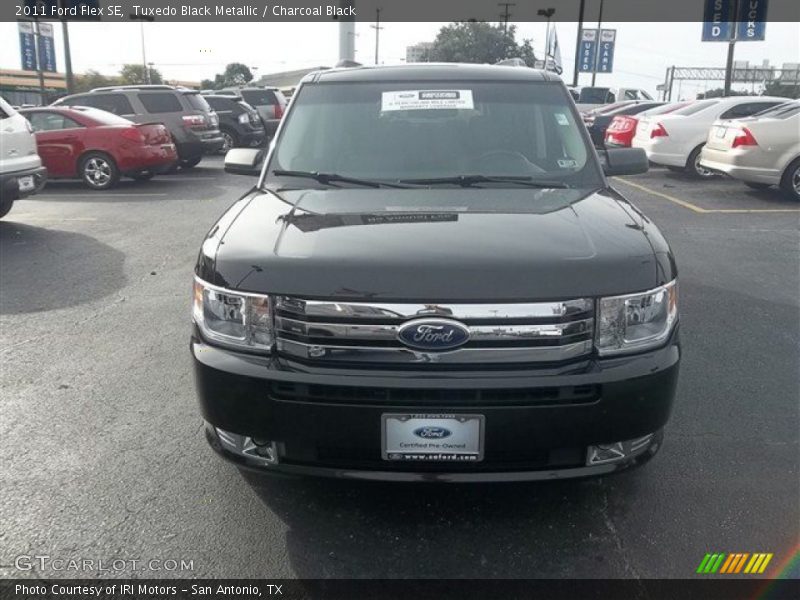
left=686, top=145, right=715, bottom=179
left=779, top=158, right=800, bottom=201
left=179, top=156, right=203, bottom=169
left=130, top=171, right=155, bottom=181
left=80, top=152, right=120, bottom=190
left=0, top=200, right=13, bottom=219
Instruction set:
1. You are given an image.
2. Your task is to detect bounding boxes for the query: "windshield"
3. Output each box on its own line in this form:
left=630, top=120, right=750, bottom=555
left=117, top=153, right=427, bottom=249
left=672, top=99, right=720, bottom=116
left=578, top=87, right=610, bottom=103
left=241, top=89, right=277, bottom=107
left=267, top=81, right=601, bottom=188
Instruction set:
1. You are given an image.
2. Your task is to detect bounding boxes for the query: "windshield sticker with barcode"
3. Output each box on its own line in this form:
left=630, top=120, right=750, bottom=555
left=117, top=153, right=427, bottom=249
left=381, top=90, right=474, bottom=112
left=558, top=159, right=578, bottom=168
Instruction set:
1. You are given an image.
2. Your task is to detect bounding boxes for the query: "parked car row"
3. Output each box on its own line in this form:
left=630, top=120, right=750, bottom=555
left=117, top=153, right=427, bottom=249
left=578, top=93, right=798, bottom=201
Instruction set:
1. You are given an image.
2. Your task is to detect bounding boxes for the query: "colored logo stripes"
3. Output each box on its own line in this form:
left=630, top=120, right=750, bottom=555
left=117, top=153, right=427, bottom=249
left=697, top=553, right=773, bottom=574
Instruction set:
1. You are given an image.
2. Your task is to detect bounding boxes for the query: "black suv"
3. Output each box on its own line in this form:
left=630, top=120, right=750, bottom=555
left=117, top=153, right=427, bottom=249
left=192, top=65, right=680, bottom=482
left=53, top=85, right=223, bottom=167
left=218, top=87, right=287, bottom=138
left=202, top=94, right=265, bottom=153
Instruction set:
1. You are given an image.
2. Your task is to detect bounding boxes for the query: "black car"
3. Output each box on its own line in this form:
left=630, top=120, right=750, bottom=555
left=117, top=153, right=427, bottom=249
left=202, top=94, right=266, bottom=153
left=218, top=87, right=287, bottom=138
left=192, top=64, right=680, bottom=482
left=53, top=85, right=223, bottom=168
left=584, top=101, right=665, bottom=148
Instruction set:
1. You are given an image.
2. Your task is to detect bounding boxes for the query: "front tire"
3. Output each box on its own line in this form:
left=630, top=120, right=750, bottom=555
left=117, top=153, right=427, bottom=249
left=0, top=200, right=13, bottom=219
left=744, top=182, right=771, bottom=191
left=779, top=158, right=800, bottom=201
left=80, top=152, right=120, bottom=190
left=130, top=171, right=155, bottom=181
left=686, top=145, right=715, bottom=179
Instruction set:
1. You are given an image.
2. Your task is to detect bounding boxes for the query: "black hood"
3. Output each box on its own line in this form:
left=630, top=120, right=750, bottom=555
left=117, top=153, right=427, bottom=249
left=199, top=187, right=675, bottom=302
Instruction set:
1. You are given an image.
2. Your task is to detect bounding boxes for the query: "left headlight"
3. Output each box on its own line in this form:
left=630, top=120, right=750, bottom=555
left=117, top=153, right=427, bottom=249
left=192, top=277, right=273, bottom=353
left=596, top=280, right=678, bottom=356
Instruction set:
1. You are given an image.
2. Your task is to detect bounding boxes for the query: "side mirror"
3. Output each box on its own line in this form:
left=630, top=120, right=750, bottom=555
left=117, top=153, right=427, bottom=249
left=224, top=148, right=264, bottom=176
left=600, top=147, right=649, bottom=177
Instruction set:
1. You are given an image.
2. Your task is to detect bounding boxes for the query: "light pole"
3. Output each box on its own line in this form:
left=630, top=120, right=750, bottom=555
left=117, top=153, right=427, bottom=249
left=591, top=0, right=604, bottom=86
left=370, top=8, right=383, bottom=65
left=537, top=8, right=555, bottom=69
left=572, top=0, right=586, bottom=86
left=130, top=13, right=155, bottom=84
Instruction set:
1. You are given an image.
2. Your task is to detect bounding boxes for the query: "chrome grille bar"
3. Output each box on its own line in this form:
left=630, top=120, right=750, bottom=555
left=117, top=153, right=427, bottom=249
left=274, top=297, right=595, bottom=365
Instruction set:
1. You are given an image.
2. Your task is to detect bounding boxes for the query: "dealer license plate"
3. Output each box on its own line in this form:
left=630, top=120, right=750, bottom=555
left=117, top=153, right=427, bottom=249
left=18, top=176, right=34, bottom=192
left=382, top=413, right=484, bottom=462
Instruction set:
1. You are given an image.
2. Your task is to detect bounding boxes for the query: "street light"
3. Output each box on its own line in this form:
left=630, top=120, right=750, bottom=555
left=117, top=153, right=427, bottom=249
left=537, top=8, right=555, bottom=69
left=129, top=13, right=155, bottom=84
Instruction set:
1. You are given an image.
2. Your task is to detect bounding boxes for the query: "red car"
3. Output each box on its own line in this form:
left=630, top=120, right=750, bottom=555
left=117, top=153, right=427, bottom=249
left=20, top=106, right=177, bottom=190
left=604, top=101, right=690, bottom=148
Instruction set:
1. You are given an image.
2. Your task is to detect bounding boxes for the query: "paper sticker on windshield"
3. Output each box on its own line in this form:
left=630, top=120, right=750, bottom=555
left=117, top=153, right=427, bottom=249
left=554, top=113, right=570, bottom=126
left=558, top=159, right=578, bottom=168
left=381, top=90, right=474, bottom=112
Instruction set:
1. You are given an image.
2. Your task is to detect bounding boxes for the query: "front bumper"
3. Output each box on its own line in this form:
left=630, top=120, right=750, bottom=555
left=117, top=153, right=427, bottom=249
left=192, top=327, right=680, bottom=482
left=0, top=165, right=47, bottom=202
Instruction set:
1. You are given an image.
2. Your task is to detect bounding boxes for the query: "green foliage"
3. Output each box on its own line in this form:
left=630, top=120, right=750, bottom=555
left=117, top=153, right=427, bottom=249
left=427, top=21, right=537, bottom=66
left=763, top=80, right=800, bottom=99
left=203, top=63, right=254, bottom=90
left=119, top=64, right=163, bottom=85
left=73, top=70, right=119, bottom=93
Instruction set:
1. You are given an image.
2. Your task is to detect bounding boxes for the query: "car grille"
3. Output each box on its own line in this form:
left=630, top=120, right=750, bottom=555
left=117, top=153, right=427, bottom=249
left=274, top=297, right=595, bottom=367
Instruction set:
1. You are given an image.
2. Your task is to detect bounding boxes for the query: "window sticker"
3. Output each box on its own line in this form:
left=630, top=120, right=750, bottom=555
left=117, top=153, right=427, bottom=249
left=554, top=113, right=570, bottom=126
left=381, top=90, right=474, bottom=112
left=558, top=159, right=578, bottom=168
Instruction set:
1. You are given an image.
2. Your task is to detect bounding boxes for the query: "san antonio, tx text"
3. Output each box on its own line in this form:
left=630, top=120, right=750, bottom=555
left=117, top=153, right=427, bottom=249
left=131, top=4, right=356, bottom=17
left=16, top=583, right=282, bottom=596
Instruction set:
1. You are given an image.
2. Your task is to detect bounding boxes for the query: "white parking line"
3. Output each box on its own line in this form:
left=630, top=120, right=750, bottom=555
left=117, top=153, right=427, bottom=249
left=36, top=193, right=169, bottom=198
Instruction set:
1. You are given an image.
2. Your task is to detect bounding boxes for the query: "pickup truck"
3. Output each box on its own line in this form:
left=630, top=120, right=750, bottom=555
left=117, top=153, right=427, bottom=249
left=192, top=64, right=680, bottom=482
left=575, top=86, right=654, bottom=112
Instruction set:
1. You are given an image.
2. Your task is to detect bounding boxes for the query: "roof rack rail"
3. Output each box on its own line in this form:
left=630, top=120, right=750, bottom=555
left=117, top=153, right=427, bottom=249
left=89, top=84, right=177, bottom=92
left=495, top=58, right=528, bottom=67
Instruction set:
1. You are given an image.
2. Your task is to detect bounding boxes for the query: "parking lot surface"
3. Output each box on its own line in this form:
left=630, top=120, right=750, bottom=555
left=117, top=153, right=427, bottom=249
left=1, top=159, right=798, bottom=579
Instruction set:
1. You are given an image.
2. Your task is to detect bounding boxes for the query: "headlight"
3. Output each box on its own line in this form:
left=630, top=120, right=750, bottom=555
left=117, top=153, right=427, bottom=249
left=192, top=278, right=273, bottom=353
left=596, top=280, right=678, bottom=356
left=238, top=113, right=250, bottom=125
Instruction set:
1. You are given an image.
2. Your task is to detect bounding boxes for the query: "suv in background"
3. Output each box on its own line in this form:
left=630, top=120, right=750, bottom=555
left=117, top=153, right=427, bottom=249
left=0, top=96, right=47, bottom=219
left=202, top=94, right=265, bottom=153
left=52, top=85, right=223, bottom=168
left=218, top=87, right=287, bottom=138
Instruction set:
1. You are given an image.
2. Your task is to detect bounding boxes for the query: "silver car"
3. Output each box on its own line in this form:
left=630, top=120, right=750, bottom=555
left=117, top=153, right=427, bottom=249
left=700, top=101, right=800, bottom=200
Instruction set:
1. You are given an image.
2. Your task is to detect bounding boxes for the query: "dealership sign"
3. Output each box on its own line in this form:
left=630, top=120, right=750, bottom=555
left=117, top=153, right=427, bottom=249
left=703, top=0, right=768, bottom=41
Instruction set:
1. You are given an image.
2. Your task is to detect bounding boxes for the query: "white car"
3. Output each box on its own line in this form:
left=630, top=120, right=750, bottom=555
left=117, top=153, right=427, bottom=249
left=700, top=101, right=800, bottom=200
left=0, top=96, right=47, bottom=218
left=632, top=96, right=787, bottom=177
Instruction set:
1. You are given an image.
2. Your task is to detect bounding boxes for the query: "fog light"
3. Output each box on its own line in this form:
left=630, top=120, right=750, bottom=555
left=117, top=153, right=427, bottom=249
left=586, top=433, right=656, bottom=466
left=213, top=427, right=280, bottom=466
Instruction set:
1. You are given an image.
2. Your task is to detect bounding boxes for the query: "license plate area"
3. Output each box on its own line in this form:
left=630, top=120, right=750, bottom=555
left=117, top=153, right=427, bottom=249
left=18, top=176, right=34, bottom=192
left=382, top=413, right=484, bottom=462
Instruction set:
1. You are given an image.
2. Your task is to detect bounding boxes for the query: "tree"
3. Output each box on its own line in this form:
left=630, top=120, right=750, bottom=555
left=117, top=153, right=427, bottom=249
left=119, top=64, right=163, bottom=85
left=427, top=22, right=537, bottom=67
left=202, top=63, right=254, bottom=90
left=73, top=70, right=118, bottom=93
left=200, top=79, right=215, bottom=90
left=763, top=80, right=800, bottom=99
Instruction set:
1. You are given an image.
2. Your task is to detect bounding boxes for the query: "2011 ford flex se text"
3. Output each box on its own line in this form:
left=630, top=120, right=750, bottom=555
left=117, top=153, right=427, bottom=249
left=191, top=64, right=680, bottom=482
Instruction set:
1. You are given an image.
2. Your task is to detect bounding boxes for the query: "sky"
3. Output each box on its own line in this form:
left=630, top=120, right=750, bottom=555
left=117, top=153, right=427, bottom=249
left=1, top=20, right=798, bottom=100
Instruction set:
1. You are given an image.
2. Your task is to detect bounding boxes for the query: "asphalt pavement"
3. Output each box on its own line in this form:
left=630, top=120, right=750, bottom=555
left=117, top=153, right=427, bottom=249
left=1, top=158, right=798, bottom=579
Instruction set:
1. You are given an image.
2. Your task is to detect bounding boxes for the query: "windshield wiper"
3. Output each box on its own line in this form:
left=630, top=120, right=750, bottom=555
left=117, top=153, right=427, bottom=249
left=272, top=170, right=409, bottom=189
left=398, top=175, right=570, bottom=189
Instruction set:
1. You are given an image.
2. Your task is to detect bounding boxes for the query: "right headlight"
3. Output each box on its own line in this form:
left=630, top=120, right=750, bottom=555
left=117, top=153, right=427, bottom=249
left=596, top=280, right=678, bottom=356
left=192, top=277, right=273, bottom=353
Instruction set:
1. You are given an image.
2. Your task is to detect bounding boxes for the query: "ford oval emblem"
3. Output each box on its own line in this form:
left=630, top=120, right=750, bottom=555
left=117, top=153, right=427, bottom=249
left=414, top=426, right=452, bottom=439
left=397, top=318, right=470, bottom=351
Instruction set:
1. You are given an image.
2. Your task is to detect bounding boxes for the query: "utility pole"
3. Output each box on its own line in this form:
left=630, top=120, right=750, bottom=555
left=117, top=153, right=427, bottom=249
left=498, top=3, right=515, bottom=35
left=537, top=8, right=555, bottom=68
left=723, top=0, right=740, bottom=96
left=370, top=8, right=383, bottom=65
left=572, top=0, right=585, bottom=86
left=591, top=0, right=604, bottom=86
left=130, top=13, right=155, bottom=84
left=61, top=20, right=74, bottom=94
